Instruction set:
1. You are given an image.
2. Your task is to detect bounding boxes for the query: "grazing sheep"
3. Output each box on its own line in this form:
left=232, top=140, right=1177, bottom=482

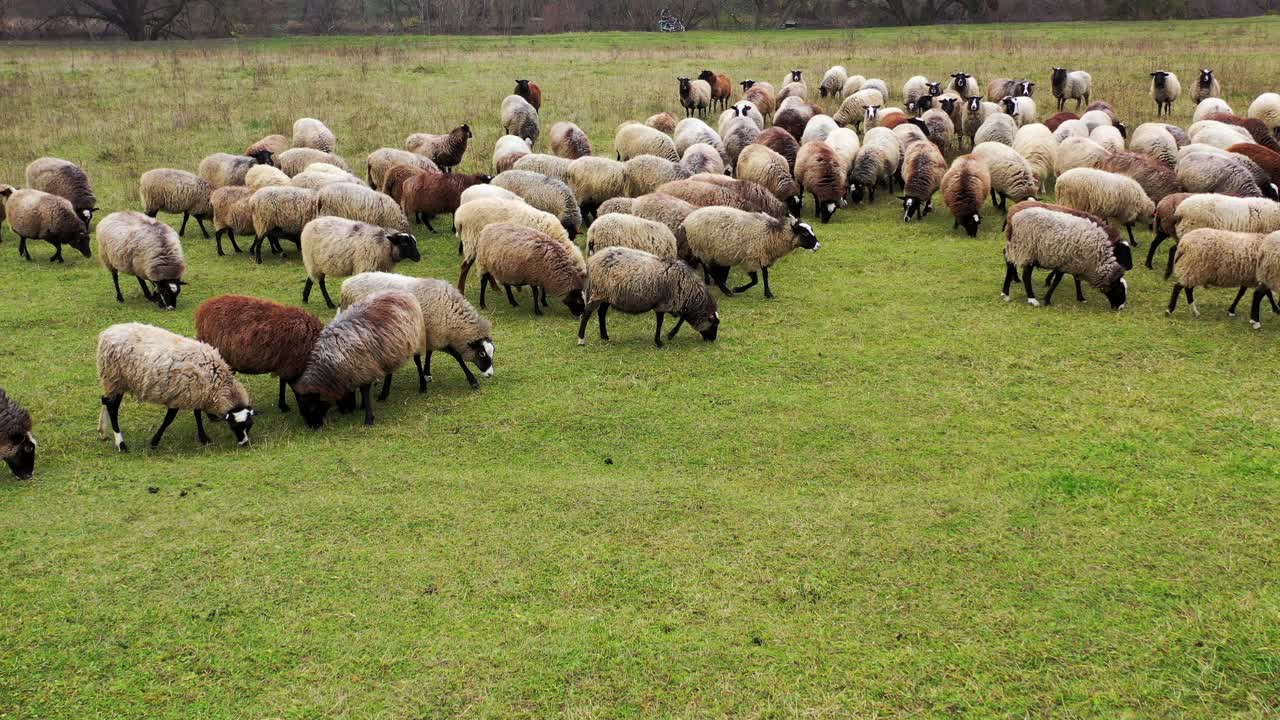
left=195, top=295, right=325, bottom=413
left=972, top=141, right=1039, bottom=212
left=676, top=118, right=728, bottom=162
left=210, top=186, right=255, bottom=256
left=1146, top=192, right=1195, bottom=270
left=819, top=66, right=849, bottom=99
left=681, top=206, right=819, bottom=297
left=825, top=127, right=861, bottom=172
left=473, top=223, right=586, bottom=317
left=862, top=78, right=890, bottom=100
left=681, top=143, right=726, bottom=176
left=1055, top=136, right=1111, bottom=176
left=1001, top=201, right=1129, bottom=308
left=300, top=216, right=420, bottom=308
left=1228, top=143, right=1280, bottom=189
left=1013, top=123, right=1057, bottom=192
left=290, top=163, right=363, bottom=190
left=492, top=169, right=582, bottom=238
left=501, top=95, right=541, bottom=144
left=25, top=157, right=95, bottom=229
left=1248, top=92, right=1280, bottom=135
left=1099, top=151, right=1180, bottom=205
left=795, top=141, right=848, bottom=223
left=615, top=122, right=679, bottom=162
left=678, top=77, right=713, bottom=118
left=138, top=168, right=213, bottom=238
left=197, top=153, right=257, bottom=190
left=903, top=75, right=943, bottom=109
left=550, top=122, right=593, bottom=159
left=277, top=148, right=350, bottom=177
left=1194, top=97, right=1234, bottom=123
left=293, top=291, right=423, bottom=428
left=249, top=186, right=319, bottom=263
left=1130, top=123, right=1179, bottom=167
left=339, top=273, right=495, bottom=391
left=378, top=165, right=430, bottom=205
left=1, top=187, right=91, bottom=262
left=657, top=177, right=790, bottom=220
left=1201, top=113, right=1280, bottom=152
left=1000, top=96, right=1037, bottom=127
left=1174, top=193, right=1280, bottom=240
left=454, top=197, right=571, bottom=290
left=598, top=198, right=634, bottom=216
left=1190, top=120, right=1255, bottom=149
left=1090, top=125, right=1126, bottom=154
left=0, top=389, right=35, bottom=479
left=722, top=116, right=762, bottom=170
left=699, top=70, right=734, bottom=110
left=513, top=153, right=570, bottom=182
left=900, top=140, right=947, bottom=221
left=974, top=112, right=1017, bottom=147
left=96, top=323, right=255, bottom=452
left=755, top=127, right=800, bottom=174
left=586, top=213, right=678, bottom=259
left=842, top=75, right=866, bottom=97
left=577, top=247, right=720, bottom=347
left=1050, top=68, right=1092, bottom=111
left=367, top=148, right=438, bottom=190
left=0, top=183, right=9, bottom=240
left=1044, top=111, right=1080, bottom=133
left=292, top=118, right=336, bottom=152
left=1079, top=109, right=1115, bottom=134
left=1055, top=167, right=1156, bottom=244
left=246, top=164, right=291, bottom=191
left=1167, top=229, right=1269, bottom=323
left=849, top=127, right=902, bottom=204
left=646, top=112, right=679, bottom=134
left=1193, top=69, right=1221, bottom=104
left=1150, top=71, right=1181, bottom=116
left=774, top=104, right=816, bottom=142
left=630, top=192, right=699, bottom=238
left=1164, top=124, right=1191, bottom=147
left=1177, top=151, right=1269, bottom=198
left=405, top=124, right=473, bottom=172
left=494, top=135, right=534, bottom=174
left=318, top=182, right=410, bottom=233
left=916, top=109, right=956, bottom=152
left=622, top=155, right=690, bottom=199
left=566, top=156, right=626, bottom=222
left=246, top=134, right=289, bottom=166
left=400, top=171, right=493, bottom=233
left=514, top=79, right=542, bottom=110
left=741, top=81, right=777, bottom=121
left=987, top=78, right=1034, bottom=102
left=96, top=211, right=187, bottom=309
left=941, top=154, right=992, bottom=237
left=1251, top=232, right=1280, bottom=327
left=461, top=184, right=521, bottom=205
left=833, top=88, right=884, bottom=132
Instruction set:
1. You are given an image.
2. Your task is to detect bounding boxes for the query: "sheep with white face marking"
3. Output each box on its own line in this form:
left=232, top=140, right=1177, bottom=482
left=1013, top=123, right=1057, bottom=192
left=567, top=156, right=626, bottom=222
left=495, top=136, right=534, bottom=174
left=0, top=389, right=35, bottom=479
left=1055, top=136, right=1111, bottom=175
left=1177, top=152, right=1269, bottom=198
left=1001, top=202, right=1129, bottom=308
left=474, top=223, right=586, bottom=317
left=26, top=157, right=96, bottom=229
left=622, top=156, right=690, bottom=199
left=1248, top=93, right=1280, bottom=135
left=277, top=148, right=351, bottom=177
left=795, top=141, right=848, bottom=223
left=681, top=206, right=819, bottom=297
left=959, top=96, right=1000, bottom=149
left=849, top=127, right=902, bottom=204
left=900, top=140, right=947, bottom=222
left=681, top=143, right=726, bottom=176
left=974, top=112, right=1017, bottom=147
left=492, top=169, right=583, bottom=239
left=318, top=183, right=410, bottom=233
left=678, top=77, right=713, bottom=118
left=1167, top=228, right=1270, bottom=324
left=550, top=122, right=593, bottom=160
left=1130, top=123, right=1179, bottom=167
left=300, top=216, right=420, bottom=308
left=293, top=118, right=336, bottom=152
left=578, top=247, right=720, bottom=347
left=339, top=273, right=494, bottom=391
left=987, top=78, right=1034, bottom=102
left=367, top=149, right=438, bottom=191
left=405, top=124, right=472, bottom=171
left=454, top=197, right=571, bottom=291
left=972, top=141, right=1038, bottom=212
left=293, top=291, right=423, bottom=428
left=96, top=323, right=255, bottom=452
left=1055, top=167, right=1155, bottom=245
left=1194, top=98, right=1233, bottom=123
left=1174, top=193, right=1280, bottom=239
left=138, top=168, right=213, bottom=238
left=1051, top=68, right=1092, bottom=111
left=249, top=185, right=319, bottom=263
left=778, top=78, right=808, bottom=104
left=210, top=186, right=255, bottom=256
left=1150, top=71, right=1181, bottom=116
left=1000, top=96, right=1037, bottom=127
left=96, top=211, right=187, bottom=309
left=1193, top=69, right=1221, bottom=104
left=1, top=187, right=92, bottom=263
left=820, top=66, right=849, bottom=99
left=246, top=164, right=290, bottom=191
left=587, top=213, right=678, bottom=259
left=833, top=88, right=884, bottom=132
left=615, top=122, right=679, bottom=162
left=941, top=154, right=992, bottom=237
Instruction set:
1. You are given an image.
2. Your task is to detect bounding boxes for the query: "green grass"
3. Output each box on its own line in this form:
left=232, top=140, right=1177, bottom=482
left=3, top=18, right=1280, bottom=718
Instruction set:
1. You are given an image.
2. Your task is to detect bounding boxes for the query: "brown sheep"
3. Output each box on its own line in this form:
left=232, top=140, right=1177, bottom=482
left=698, top=70, right=734, bottom=111
left=795, top=142, right=847, bottom=224
left=941, top=154, right=992, bottom=237
left=399, top=171, right=493, bottom=233
left=754, top=127, right=800, bottom=174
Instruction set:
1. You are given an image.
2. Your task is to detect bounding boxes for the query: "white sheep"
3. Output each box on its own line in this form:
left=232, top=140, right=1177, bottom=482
left=96, top=211, right=187, bottom=309
left=300, top=216, right=421, bottom=308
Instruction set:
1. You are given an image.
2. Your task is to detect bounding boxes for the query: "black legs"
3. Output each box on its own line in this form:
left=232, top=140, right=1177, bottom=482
left=150, top=407, right=180, bottom=449
left=379, top=372, right=393, bottom=402
left=278, top=378, right=291, bottom=412
left=1021, top=265, right=1037, bottom=305
left=1228, top=286, right=1248, bottom=316
left=445, top=347, right=480, bottom=389
left=136, top=275, right=154, bottom=301
left=111, top=270, right=124, bottom=303
left=360, top=384, right=374, bottom=426
left=102, top=394, right=126, bottom=452
left=319, top=275, right=335, bottom=309
left=194, top=410, right=212, bottom=445
left=653, top=312, right=665, bottom=347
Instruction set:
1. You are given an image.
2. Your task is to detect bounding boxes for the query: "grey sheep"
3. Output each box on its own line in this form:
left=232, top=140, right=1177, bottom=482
left=26, top=157, right=96, bottom=229
left=615, top=122, right=679, bottom=162
left=849, top=127, right=901, bottom=203
left=1001, top=202, right=1129, bottom=309
left=492, top=169, right=584, bottom=239
left=550, top=122, right=593, bottom=159
left=1176, top=152, right=1267, bottom=198
left=1, top=187, right=92, bottom=263
left=0, top=388, right=35, bottom=480
left=513, top=152, right=570, bottom=181
left=476, top=222, right=587, bottom=317
left=1050, top=68, right=1092, bottom=111
left=1150, top=71, right=1181, bottom=117
left=198, top=153, right=259, bottom=189
left=277, top=148, right=351, bottom=177
left=577, top=247, right=720, bottom=347
left=367, top=148, right=438, bottom=191
left=139, top=168, right=213, bottom=238
left=674, top=118, right=728, bottom=165
left=292, top=118, right=336, bottom=153
left=249, top=185, right=320, bottom=263
left=211, top=186, right=255, bottom=257
left=681, top=143, right=726, bottom=176
left=681, top=206, right=819, bottom=297
left=318, top=182, right=410, bottom=233
left=96, top=211, right=187, bottom=309
left=722, top=116, right=762, bottom=170
left=501, top=95, right=541, bottom=144
left=300, top=216, right=421, bottom=308
left=624, top=155, right=690, bottom=198
left=1130, top=123, right=1179, bottom=167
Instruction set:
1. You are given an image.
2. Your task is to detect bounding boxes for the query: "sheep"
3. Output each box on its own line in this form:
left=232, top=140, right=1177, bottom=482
left=894, top=122, right=929, bottom=151
left=1248, top=92, right=1280, bottom=135
left=461, top=184, right=521, bottom=205
left=675, top=118, right=727, bottom=161
left=492, top=169, right=583, bottom=238
left=1200, top=113, right=1280, bottom=152
left=246, top=163, right=291, bottom=191
left=862, top=78, right=890, bottom=100
left=1164, top=124, right=1191, bottom=147
left=622, top=156, right=690, bottom=199
left=277, top=148, right=350, bottom=177
left=514, top=79, right=542, bottom=110
left=615, top=122, right=680, bottom=162
left=1044, top=111, right=1079, bottom=132
left=916, top=109, right=956, bottom=152
left=1130, top=123, right=1179, bottom=167
left=577, top=247, right=719, bottom=347
left=1194, top=98, right=1234, bottom=123
left=96, top=323, right=255, bottom=452
left=366, top=148, right=438, bottom=190
left=681, top=207, right=819, bottom=297
left=1251, top=232, right=1280, bottom=327
left=454, top=198, right=571, bottom=291
left=1001, top=201, right=1130, bottom=308
left=300, top=216, right=421, bottom=308
left=949, top=72, right=979, bottom=98
left=495, top=135, right=534, bottom=173
left=468, top=223, right=587, bottom=318
left=959, top=96, right=999, bottom=148
left=138, top=168, right=213, bottom=238
left=501, top=95, right=541, bottom=144
left=0, top=388, right=35, bottom=479
left=1013, top=123, right=1057, bottom=192
left=513, top=152, right=569, bottom=181
left=778, top=75, right=808, bottom=103
left=1193, top=69, right=1221, bottom=104
left=900, top=140, right=947, bottom=222
left=1149, top=71, right=1181, bottom=117
left=1228, top=143, right=1280, bottom=189
left=755, top=127, right=800, bottom=174
left=246, top=134, right=289, bottom=166
left=833, top=88, right=884, bottom=132
left=550, top=122, right=593, bottom=160
left=795, top=141, right=847, bottom=224
left=1000, top=96, right=1037, bottom=127
left=987, top=78, right=1034, bottom=102
left=339, top=273, right=495, bottom=391
left=195, top=295, right=325, bottom=413
left=941, top=154, right=992, bottom=237
left=1055, top=136, right=1111, bottom=176
left=774, top=104, right=816, bottom=142
left=630, top=192, right=699, bottom=238
left=1167, top=229, right=1270, bottom=323
left=1090, top=125, right=1126, bottom=154
left=585, top=212, right=678, bottom=259
left=678, top=77, right=713, bottom=118
left=646, top=112, right=679, bottom=134
left=1098, top=151, right=1180, bottom=206
left=1055, top=167, right=1156, bottom=245
left=972, top=141, right=1039, bottom=212
left=1050, top=68, right=1092, bottom=111
left=1, top=187, right=91, bottom=263
left=903, top=75, right=943, bottom=109
left=293, top=291, right=423, bottom=428
left=598, top=198, right=634, bottom=216
left=1177, top=151, right=1269, bottom=198
left=825, top=127, right=861, bottom=171
left=657, top=177, right=790, bottom=220
left=1174, top=193, right=1280, bottom=240
left=1190, top=120, right=1255, bottom=150
left=698, top=70, right=734, bottom=111
left=0, top=183, right=9, bottom=240
left=290, top=163, right=364, bottom=190
left=849, top=127, right=902, bottom=204
left=96, top=211, right=187, bottom=309
left=195, top=153, right=254, bottom=190
left=566, top=156, right=626, bottom=222
left=400, top=171, right=493, bottom=233
left=25, top=157, right=95, bottom=229
left=1079, top=109, right=1114, bottom=134
left=907, top=94, right=937, bottom=117
left=292, top=118, right=336, bottom=152
left=819, top=66, right=849, bottom=99
left=1052, top=119, right=1090, bottom=142
left=249, top=185, right=319, bottom=263
left=402, top=124, right=473, bottom=172
left=722, top=116, right=762, bottom=170
left=1146, top=192, right=1195, bottom=270
left=719, top=102, right=764, bottom=134
left=681, top=143, right=726, bottom=176
left=380, top=166, right=432, bottom=206
left=974, top=112, right=1017, bottom=147
left=842, top=75, right=866, bottom=97
left=318, top=182, right=410, bottom=233
left=210, top=186, right=255, bottom=257
left=740, top=80, right=777, bottom=120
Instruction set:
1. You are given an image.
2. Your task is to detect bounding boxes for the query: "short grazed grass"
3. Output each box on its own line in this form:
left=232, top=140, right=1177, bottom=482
left=2, top=18, right=1280, bottom=718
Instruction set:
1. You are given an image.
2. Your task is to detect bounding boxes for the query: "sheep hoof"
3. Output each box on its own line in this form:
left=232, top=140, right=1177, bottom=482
left=1191, top=304, right=1200, bottom=318
left=423, top=375, right=433, bottom=384
left=578, top=338, right=586, bottom=346
left=1227, top=311, right=1236, bottom=317
left=1251, top=321, right=1262, bottom=330
left=117, top=442, right=129, bottom=453
left=1000, top=293, right=1010, bottom=302
left=1027, top=299, right=1039, bottom=307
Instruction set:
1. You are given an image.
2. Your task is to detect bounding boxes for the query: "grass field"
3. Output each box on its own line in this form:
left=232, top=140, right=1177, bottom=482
left=2, top=17, right=1280, bottom=718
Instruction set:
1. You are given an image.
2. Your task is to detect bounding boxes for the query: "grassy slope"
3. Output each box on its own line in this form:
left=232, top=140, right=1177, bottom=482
left=1, top=18, right=1279, bottom=718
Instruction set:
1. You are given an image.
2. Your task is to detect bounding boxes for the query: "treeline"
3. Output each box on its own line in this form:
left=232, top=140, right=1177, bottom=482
left=4, top=0, right=1276, bottom=39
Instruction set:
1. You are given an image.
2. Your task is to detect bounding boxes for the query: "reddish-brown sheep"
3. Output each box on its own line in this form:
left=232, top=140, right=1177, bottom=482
left=400, top=171, right=492, bottom=232
left=515, top=79, right=542, bottom=111
left=698, top=70, right=734, bottom=111
left=754, top=127, right=800, bottom=174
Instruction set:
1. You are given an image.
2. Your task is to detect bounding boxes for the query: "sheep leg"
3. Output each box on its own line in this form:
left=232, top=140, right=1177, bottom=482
left=1269, top=290, right=1280, bottom=314
left=226, top=231, right=241, bottom=254
left=195, top=216, right=210, bottom=239
left=667, top=316, right=685, bottom=340
left=653, top=312, right=665, bottom=348
left=479, top=273, right=491, bottom=308
left=102, top=394, right=127, bottom=452
left=709, top=265, right=733, bottom=295
left=50, top=244, right=64, bottom=263
left=111, top=270, right=124, bottom=303
left=1072, top=276, right=1086, bottom=303
left=149, top=407, right=179, bottom=450
left=597, top=303, right=610, bottom=341
left=194, top=410, right=213, bottom=445
left=1167, top=283, right=1183, bottom=314
left=252, top=236, right=264, bottom=264
left=1228, top=286, right=1248, bottom=316
left=1185, top=287, right=1199, bottom=316
left=445, top=347, right=480, bottom=389
left=414, top=355, right=427, bottom=393
left=302, top=278, right=314, bottom=304
left=503, top=284, right=519, bottom=307
left=577, top=301, right=600, bottom=345
left=1164, top=243, right=1178, bottom=280
left=1146, top=232, right=1166, bottom=269
left=136, top=276, right=154, bottom=301
left=319, top=275, right=335, bottom=309
left=1044, top=271, right=1064, bottom=305
left=360, top=384, right=375, bottom=426
left=215, top=229, right=226, bottom=256
left=990, top=187, right=1000, bottom=209
left=540, top=286, right=549, bottom=307
left=422, top=352, right=433, bottom=384
left=1001, top=263, right=1018, bottom=299
left=179, top=212, right=190, bottom=235
left=1125, top=223, right=1136, bottom=247
left=19, top=236, right=29, bottom=260
left=733, top=271, right=759, bottom=294
left=532, top=287, right=544, bottom=316
left=379, top=372, right=393, bottom=402
left=425, top=216, right=437, bottom=233
left=457, top=259, right=474, bottom=293
left=1021, top=265, right=1038, bottom=306
left=1251, top=288, right=1266, bottom=329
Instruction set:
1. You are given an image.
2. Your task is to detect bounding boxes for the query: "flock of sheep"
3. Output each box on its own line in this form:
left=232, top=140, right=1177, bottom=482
left=2, top=64, right=1280, bottom=482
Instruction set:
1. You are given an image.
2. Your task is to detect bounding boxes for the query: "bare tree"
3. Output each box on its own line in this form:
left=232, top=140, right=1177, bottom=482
left=50, top=0, right=190, bottom=39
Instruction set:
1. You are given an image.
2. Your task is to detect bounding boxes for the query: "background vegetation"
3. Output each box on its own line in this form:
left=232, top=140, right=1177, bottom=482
left=1, top=18, right=1279, bottom=718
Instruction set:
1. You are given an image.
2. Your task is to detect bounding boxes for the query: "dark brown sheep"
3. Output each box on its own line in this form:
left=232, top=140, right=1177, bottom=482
left=400, top=171, right=492, bottom=232
left=1044, top=111, right=1079, bottom=133
left=1205, top=113, right=1280, bottom=152
left=794, top=142, right=847, bottom=224
left=754, top=127, right=800, bottom=174
left=1099, top=151, right=1181, bottom=205
left=382, top=164, right=431, bottom=203
left=515, top=79, right=542, bottom=111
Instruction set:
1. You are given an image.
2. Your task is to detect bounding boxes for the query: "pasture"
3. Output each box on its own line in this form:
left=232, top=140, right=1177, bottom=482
left=2, top=17, right=1280, bottom=718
